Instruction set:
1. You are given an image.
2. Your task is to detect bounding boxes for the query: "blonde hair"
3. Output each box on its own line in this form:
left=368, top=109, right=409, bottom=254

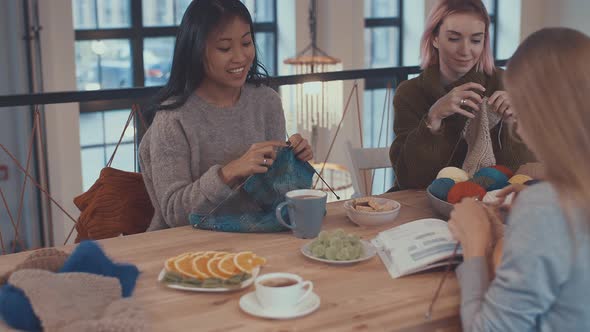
left=504, top=28, right=590, bottom=216
left=421, top=0, right=494, bottom=75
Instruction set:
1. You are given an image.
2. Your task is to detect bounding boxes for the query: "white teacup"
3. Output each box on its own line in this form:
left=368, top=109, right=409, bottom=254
left=254, top=273, right=313, bottom=312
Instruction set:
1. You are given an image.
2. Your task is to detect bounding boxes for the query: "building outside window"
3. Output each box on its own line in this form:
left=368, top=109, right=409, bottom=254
left=72, top=0, right=277, bottom=190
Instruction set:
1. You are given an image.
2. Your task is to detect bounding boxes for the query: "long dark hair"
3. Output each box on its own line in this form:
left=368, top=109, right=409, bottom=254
left=153, top=0, right=269, bottom=112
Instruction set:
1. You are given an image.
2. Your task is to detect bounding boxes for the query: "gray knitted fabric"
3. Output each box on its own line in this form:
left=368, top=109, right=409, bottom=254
left=8, top=269, right=147, bottom=332
left=462, top=98, right=502, bottom=176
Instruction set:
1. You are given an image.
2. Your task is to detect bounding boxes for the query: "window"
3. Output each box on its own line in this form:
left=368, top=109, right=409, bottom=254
left=362, top=0, right=402, bottom=193
left=482, top=0, right=499, bottom=58
left=72, top=0, right=277, bottom=189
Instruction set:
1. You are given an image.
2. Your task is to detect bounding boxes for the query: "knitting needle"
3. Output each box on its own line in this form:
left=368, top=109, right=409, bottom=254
left=285, top=140, right=340, bottom=200
left=425, top=242, right=460, bottom=320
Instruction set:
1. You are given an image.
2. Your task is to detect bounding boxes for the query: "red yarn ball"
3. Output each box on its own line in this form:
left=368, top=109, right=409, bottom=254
left=491, top=165, right=514, bottom=178
left=447, top=182, right=487, bottom=204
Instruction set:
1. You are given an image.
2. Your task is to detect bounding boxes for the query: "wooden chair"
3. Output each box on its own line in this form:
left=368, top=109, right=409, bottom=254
left=346, top=141, right=392, bottom=197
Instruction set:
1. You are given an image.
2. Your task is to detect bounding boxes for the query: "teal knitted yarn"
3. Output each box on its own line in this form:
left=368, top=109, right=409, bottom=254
left=429, top=178, right=455, bottom=201
left=474, top=167, right=509, bottom=190
left=470, top=176, right=496, bottom=191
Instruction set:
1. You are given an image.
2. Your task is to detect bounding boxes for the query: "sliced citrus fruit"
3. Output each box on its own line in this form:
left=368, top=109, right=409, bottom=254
left=192, top=254, right=212, bottom=279
left=174, top=253, right=202, bottom=279
left=218, top=254, right=240, bottom=276
left=213, top=251, right=229, bottom=258
left=164, top=252, right=188, bottom=272
left=207, top=257, right=233, bottom=279
left=251, top=256, right=267, bottom=266
left=234, top=251, right=266, bottom=273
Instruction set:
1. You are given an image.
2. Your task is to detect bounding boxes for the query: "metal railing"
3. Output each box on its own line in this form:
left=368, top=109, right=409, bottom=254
left=0, top=60, right=508, bottom=110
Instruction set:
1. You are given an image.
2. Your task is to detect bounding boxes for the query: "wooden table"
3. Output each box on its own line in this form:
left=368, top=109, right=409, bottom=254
left=0, top=190, right=461, bottom=331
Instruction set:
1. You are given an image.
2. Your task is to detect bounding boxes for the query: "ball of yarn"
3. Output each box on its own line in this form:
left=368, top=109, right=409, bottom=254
left=474, top=167, right=509, bottom=191
left=470, top=176, right=496, bottom=191
left=436, top=167, right=469, bottom=183
left=429, top=178, right=455, bottom=201
left=483, top=189, right=514, bottom=205
left=524, top=179, right=542, bottom=186
left=447, top=182, right=487, bottom=204
left=491, top=165, right=514, bottom=178
left=509, top=174, right=533, bottom=185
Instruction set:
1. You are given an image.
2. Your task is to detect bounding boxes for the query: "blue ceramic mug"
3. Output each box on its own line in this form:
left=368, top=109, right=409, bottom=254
left=275, top=189, right=327, bottom=238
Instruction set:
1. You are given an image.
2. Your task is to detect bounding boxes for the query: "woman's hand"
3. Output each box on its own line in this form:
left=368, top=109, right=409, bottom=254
left=288, top=133, right=313, bottom=162
left=426, top=82, right=485, bottom=132
left=494, top=183, right=526, bottom=210
left=448, top=198, right=493, bottom=259
left=220, top=140, right=287, bottom=186
left=488, top=90, right=513, bottom=120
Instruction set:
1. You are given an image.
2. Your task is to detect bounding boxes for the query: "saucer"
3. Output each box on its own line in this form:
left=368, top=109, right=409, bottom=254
left=239, top=291, right=320, bottom=319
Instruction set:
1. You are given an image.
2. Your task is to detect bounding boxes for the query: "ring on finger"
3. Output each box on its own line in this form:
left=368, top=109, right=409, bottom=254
left=460, top=99, right=466, bottom=106
left=263, top=159, right=268, bottom=166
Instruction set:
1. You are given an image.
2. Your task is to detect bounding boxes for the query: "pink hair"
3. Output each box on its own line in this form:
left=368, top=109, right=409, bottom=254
left=420, top=0, right=495, bottom=75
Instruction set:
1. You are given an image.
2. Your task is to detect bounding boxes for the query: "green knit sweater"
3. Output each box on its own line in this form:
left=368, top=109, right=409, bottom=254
left=389, top=65, right=534, bottom=189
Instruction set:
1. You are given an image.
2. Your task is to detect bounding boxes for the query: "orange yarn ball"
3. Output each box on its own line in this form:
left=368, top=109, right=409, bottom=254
left=491, top=165, right=514, bottom=178
left=447, top=182, right=487, bottom=204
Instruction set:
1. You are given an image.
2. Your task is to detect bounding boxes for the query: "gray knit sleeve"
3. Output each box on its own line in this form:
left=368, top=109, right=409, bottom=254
left=261, top=86, right=286, bottom=141
left=147, top=112, right=234, bottom=228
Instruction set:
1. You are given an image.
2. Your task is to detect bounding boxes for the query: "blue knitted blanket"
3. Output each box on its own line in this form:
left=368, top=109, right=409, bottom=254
left=189, top=147, right=315, bottom=232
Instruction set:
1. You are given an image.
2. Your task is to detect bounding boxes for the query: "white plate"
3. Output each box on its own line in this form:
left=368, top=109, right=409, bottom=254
left=239, top=291, right=320, bottom=320
left=300, top=240, right=377, bottom=264
left=157, top=266, right=260, bottom=292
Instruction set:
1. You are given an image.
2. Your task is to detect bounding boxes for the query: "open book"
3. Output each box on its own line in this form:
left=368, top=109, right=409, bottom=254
left=371, top=218, right=462, bottom=279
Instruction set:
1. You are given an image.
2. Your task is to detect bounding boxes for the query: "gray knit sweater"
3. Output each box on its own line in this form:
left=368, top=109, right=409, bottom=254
left=139, top=84, right=286, bottom=230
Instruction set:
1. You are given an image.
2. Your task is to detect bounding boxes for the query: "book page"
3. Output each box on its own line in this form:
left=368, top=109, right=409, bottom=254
left=371, top=218, right=461, bottom=278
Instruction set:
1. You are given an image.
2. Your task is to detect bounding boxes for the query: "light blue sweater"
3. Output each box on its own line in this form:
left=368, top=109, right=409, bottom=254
left=456, top=182, right=590, bottom=331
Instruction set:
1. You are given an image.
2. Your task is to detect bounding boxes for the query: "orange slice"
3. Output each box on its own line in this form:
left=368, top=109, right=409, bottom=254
left=192, top=255, right=212, bottom=279
left=165, top=253, right=188, bottom=272
left=213, top=251, right=229, bottom=258
left=218, top=254, right=240, bottom=276
left=174, top=253, right=202, bottom=279
left=207, top=257, right=233, bottom=279
left=234, top=252, right=266, bottom=273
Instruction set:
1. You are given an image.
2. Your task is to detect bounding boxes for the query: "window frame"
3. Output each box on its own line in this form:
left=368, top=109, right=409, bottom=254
left=74, top=0, right=278, bottom=114
left=363, top=0, right=403, bottom=90
left=75, top=0, right=278, bottom=189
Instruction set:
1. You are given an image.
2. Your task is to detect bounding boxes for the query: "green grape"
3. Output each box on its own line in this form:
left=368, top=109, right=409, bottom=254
left=310, top=239, right=321, bottom=251
left=334, top=229, right=346, bottom=238
left=337, top=247, right=351, bottom=261
left=348, top=234, right=361, bottom=245
left=311, top=244, right=326, bottom=258
left=325, top=246, right=338, bottom=260
left=318, top=231, right=329, bottom=242
left=329, top=237, right=343, bottom=250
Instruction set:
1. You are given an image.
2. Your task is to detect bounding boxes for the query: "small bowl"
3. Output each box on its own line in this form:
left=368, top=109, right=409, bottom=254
left=426, top=185, right=453, bottom=219
left=343, top=197, right=401, bottom=226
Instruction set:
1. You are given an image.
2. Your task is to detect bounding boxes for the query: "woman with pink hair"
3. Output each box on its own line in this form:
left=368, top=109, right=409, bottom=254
left=389, top=0, right=533, bottom=189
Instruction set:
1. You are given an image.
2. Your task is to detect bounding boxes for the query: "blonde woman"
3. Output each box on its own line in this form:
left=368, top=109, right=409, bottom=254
left=390, top=0, right=533, bottom=189
left=449, top=28, right=590, bottom=331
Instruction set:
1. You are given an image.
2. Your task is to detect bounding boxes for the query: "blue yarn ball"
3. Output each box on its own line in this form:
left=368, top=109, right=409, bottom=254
left=470, top=176, right=496, bottom=191
left=429, top=178, right=456, bottom=201
left=474, top=168, right=509, bottom=190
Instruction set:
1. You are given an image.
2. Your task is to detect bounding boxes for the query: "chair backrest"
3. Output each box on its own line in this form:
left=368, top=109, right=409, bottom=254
left=346, top=141, right=391, bottom=197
